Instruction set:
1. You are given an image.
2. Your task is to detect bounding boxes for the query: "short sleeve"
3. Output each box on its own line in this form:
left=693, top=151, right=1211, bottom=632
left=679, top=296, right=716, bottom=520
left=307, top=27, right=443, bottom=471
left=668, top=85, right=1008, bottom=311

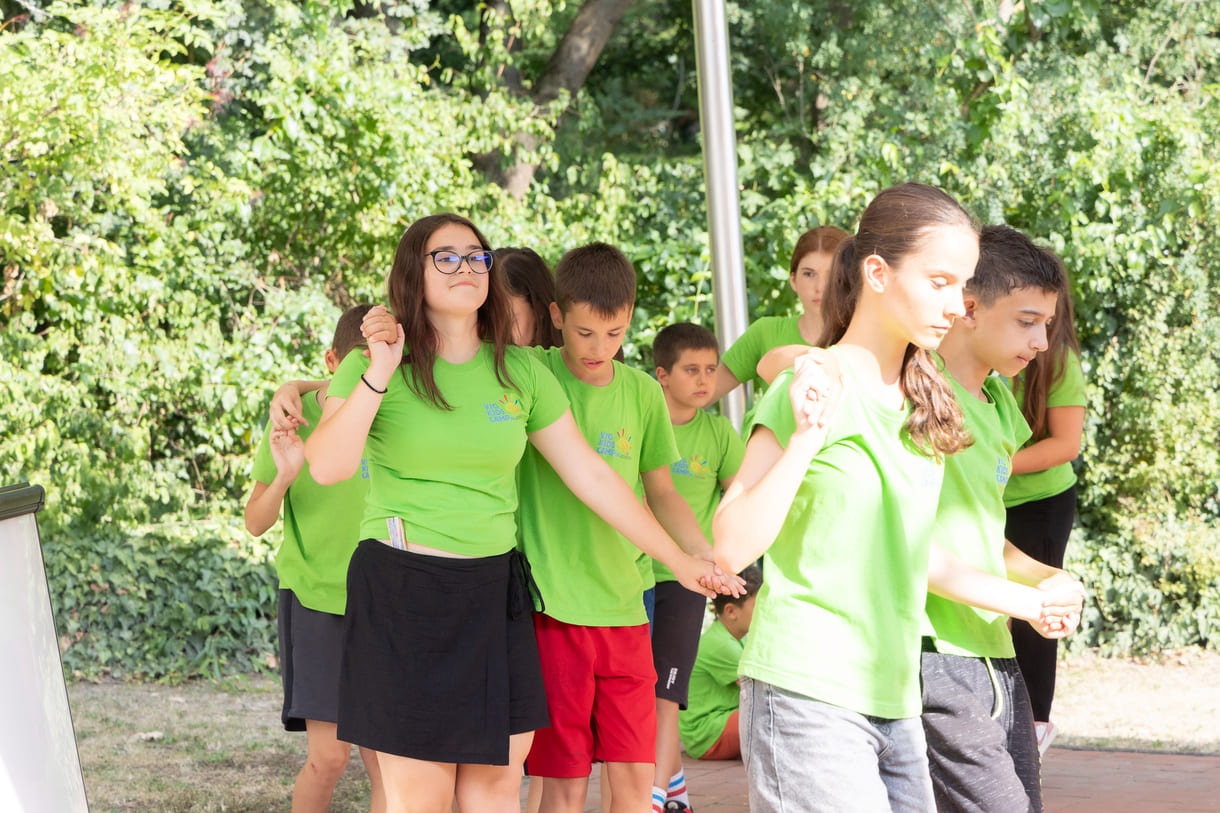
left=638, top=376, right=681, bottom=472
left=523, top=354, right=570, bottom=433
left=250, top=420, right=277, bottom=485
left=1046, top=349, right=1086, bottom=408
left=717, top=418, right=746, bottom=483
left=749, top=368, right=797, bottom=447
left=328, top=349, right=371, bottom=400
left=721, top=321, right=766, bottom=382
left=701, top=629, right=743, bottom=687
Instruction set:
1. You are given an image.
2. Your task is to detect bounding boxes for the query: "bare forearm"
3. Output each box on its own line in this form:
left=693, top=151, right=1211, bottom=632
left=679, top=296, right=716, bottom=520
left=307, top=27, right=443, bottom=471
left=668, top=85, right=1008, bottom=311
left=648, top=487, right=712, bottom=558
left=1012, top=436, right=1077, bottom=473
left=714, top=434, right=818, bottom=573
left=244, top=479, right=290, bottom=536
left=711, top=363, right=742, bottom=403
left=928, top=544, right=1043, bottom=623
left=1003, top=540, right=1065, bottom=586
left=304, top=383, right=385, bottom=484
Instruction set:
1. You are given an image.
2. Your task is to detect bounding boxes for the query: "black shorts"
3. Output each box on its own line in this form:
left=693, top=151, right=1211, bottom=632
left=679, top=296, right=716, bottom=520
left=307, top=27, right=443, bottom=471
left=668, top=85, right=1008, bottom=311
left=336, top=540, right=549, bottom=765
left=650, top=580, right=709, bottom=707
left=278, top=589, right=345, bottom=731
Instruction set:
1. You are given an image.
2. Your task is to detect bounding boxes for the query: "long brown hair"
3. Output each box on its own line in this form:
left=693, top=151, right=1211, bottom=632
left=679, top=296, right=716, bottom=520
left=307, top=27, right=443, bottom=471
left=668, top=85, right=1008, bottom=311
left=818, top=183, right=976, bottom=458
left=1019, top=245, right=1080, bottom=441
left=498, top=247, right=561, bottom=348
left=386, top=213, right=516, bottom=410
left=789, top=224, right=850, bottom=277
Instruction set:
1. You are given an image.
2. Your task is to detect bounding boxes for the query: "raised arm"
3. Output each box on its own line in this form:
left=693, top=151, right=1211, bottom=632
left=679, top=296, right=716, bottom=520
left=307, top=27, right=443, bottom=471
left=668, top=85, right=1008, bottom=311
left=268, top=380, right=326, bottom=432
left=755, top=344, right=810, bottom=386
left=714, top=355, right=842, bottom=573
left=304, top=307, right=403, bottom=485
left=244, top=431, right=305, bottom=536
left=1011, top=405, right=1084, bottom=474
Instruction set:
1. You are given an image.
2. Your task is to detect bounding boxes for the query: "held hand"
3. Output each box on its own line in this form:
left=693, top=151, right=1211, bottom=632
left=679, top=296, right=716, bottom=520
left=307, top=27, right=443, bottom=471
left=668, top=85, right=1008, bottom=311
left=269, top=429, right=306, bottom=480
left=1033, top=576, right=1086, bottom=639
left=672, top=555, right=720, bottom=600
left=698, top=560, right=747, bottom=597
left=361, top=305, right=400, bottom=345
left=269, top=383, right=306, bottom=432
left=789, top=350, right=844, bottom=438
left=362, top=305, right=405, bottom=380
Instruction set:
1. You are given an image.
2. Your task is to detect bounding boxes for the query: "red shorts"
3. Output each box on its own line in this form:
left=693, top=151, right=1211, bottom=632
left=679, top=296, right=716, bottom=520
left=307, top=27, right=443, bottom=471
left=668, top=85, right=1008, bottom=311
left=526, top=614, right=657, bottom=777
left=700, top=709, right=741, bottom=760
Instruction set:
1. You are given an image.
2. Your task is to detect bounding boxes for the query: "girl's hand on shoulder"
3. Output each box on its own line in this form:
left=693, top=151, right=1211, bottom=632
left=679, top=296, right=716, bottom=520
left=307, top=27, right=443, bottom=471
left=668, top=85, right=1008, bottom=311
left=269, top=383, right=306, bottom=432
left=789, top=349, right=844, bottom=439
left=362, top=305, right=405, bottom=379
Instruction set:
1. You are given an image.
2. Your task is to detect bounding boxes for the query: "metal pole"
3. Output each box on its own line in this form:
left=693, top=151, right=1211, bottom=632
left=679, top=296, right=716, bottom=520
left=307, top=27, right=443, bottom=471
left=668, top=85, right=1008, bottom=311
left=692, top=0, right=749, bottom=429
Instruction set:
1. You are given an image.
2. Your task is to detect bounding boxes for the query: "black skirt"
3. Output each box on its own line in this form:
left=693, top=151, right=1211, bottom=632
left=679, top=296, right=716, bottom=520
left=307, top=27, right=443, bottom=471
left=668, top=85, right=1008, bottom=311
left=336, top=539, right=549, bottom=765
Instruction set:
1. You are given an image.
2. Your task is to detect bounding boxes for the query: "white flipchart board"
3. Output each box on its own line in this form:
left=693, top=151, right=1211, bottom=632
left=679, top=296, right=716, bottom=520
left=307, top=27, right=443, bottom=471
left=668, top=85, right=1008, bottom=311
left=0, top=483, right=89, bottom=812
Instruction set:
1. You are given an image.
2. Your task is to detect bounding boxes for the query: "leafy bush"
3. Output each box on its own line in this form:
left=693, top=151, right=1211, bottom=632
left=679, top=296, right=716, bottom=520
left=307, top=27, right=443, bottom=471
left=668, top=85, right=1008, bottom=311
left=3, top=0, right=1219, bottom=675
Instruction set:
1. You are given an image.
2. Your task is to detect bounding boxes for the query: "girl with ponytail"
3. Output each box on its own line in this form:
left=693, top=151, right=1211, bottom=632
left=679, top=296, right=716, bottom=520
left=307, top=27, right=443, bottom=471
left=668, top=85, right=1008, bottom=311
left=714, top=184, right=1074, bottom=811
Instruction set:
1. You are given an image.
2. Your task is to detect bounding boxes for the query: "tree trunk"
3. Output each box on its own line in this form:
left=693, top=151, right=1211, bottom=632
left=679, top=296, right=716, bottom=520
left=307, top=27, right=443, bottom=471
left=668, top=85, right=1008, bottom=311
left=479, top=0, right=634, bottom=201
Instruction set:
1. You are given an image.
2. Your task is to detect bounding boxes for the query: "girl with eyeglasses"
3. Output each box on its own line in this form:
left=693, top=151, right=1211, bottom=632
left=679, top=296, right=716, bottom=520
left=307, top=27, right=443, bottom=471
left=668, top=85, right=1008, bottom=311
left=304, top=213, right=734, bottom=813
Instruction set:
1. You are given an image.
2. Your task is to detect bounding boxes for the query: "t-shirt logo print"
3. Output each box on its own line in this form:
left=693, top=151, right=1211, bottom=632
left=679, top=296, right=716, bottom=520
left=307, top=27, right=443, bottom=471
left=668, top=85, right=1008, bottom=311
left=995, top=454, right=1011, bottom=486
left=597, top=428, right=633, bottom=459
left=671, top=455, right=710, bottom=478
left=484, top=393, right=526, bottom=423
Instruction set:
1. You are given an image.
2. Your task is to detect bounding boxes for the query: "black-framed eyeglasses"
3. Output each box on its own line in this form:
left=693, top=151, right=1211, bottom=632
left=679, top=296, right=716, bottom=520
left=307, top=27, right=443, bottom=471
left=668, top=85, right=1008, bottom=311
left=426, top=249, right=495, bottom=275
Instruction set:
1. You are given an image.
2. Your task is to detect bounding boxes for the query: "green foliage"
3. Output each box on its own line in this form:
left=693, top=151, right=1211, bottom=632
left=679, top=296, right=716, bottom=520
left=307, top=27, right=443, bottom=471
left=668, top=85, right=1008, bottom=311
left=1067, top=517, right=1220, bottom=656
left=3, top=0, right=1219, bottom=673
left=49, top=519, right=279, bottom=681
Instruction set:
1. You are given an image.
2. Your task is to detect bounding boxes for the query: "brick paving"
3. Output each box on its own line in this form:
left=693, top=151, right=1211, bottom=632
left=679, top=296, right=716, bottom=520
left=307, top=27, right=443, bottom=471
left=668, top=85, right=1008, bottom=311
left=530, top=747, right=1220, bottom=812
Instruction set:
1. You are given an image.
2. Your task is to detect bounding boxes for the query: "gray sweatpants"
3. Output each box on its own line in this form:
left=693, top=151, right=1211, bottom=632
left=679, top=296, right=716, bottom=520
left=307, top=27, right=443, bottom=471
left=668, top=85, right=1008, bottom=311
left=920, top=651, right=1042, bottom=813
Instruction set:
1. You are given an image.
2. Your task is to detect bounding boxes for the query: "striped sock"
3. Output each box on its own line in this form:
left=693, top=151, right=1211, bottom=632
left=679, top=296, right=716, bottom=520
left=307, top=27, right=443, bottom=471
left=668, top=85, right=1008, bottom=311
left=667, top=768, right=690, bottom=806
left=652, top=786, right=667, bottom=813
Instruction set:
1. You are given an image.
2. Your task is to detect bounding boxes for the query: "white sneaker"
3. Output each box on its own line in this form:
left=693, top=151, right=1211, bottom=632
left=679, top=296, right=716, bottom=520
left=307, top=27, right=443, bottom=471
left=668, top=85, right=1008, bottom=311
left=1035, top=721, right=1058, bottom=758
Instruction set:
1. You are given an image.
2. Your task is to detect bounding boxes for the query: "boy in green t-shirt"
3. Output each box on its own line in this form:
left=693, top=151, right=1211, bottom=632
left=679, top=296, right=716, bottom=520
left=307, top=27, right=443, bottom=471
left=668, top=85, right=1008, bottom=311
left=649, top=323, right=746, bottom=813
left=679, top=565, right=762, bottom=762
left=244, top=305, right=384, bottom=813
left=921, top=225, right=1087, bottom=812
left=517, top=244, right=738, bottom=813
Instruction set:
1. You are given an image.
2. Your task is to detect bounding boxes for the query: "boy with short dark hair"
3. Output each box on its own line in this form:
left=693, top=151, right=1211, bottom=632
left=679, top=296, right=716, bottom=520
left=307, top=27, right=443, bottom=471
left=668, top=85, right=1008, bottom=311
left=517, top=244, right=733, bottom=813
left=920, top=225, right=1087, bottom=812
left=648, top=322, right=746, bottom=813
left=244, top=304, right=385, bottom=813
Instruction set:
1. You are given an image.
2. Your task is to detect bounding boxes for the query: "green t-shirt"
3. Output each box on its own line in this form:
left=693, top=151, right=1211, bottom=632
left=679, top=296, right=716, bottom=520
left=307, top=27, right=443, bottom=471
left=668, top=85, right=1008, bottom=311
left=739, top=351, right=945, bottom=719
left=251, top=391, right=369, bottom=616
left=1004, top=349, right=1086, bottom=507
left=721, top=315, right=809, bottom=393
left=923, top=371, right=1033, bottom=658
left=653, top=409, right=746, bottom=583
left=516, top=346, right=680, bottom=626
left=679, top=619, right=744, bottom=758
left=329, top=344, right=569, bottom=557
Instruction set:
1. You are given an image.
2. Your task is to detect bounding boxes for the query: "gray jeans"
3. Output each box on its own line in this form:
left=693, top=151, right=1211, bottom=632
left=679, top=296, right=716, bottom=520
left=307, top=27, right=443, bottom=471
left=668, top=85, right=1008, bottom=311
left=740, top=677, right=935, bottom=812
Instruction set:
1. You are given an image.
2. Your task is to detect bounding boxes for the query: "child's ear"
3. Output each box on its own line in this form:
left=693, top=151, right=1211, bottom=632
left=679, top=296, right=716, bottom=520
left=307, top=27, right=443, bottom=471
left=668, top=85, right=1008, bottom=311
left=862, top=254, right=888, bottom=293
left=324, top=348, right=340, bottom=373
left=549, top=302, right=563, bottom=330
left=960, top=296, right=980, bottom=327
left=655, top=366, right=669, bottom=386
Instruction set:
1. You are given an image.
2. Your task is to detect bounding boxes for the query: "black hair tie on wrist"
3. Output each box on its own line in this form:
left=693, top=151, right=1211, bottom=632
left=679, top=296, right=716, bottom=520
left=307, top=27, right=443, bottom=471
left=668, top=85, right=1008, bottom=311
left=361, top=374, right=387, bottom=394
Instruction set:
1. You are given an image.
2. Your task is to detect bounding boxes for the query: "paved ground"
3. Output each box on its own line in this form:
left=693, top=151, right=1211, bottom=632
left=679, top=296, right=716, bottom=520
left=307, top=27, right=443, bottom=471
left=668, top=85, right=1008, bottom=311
left=537, top=746, right=1220, bottom=811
